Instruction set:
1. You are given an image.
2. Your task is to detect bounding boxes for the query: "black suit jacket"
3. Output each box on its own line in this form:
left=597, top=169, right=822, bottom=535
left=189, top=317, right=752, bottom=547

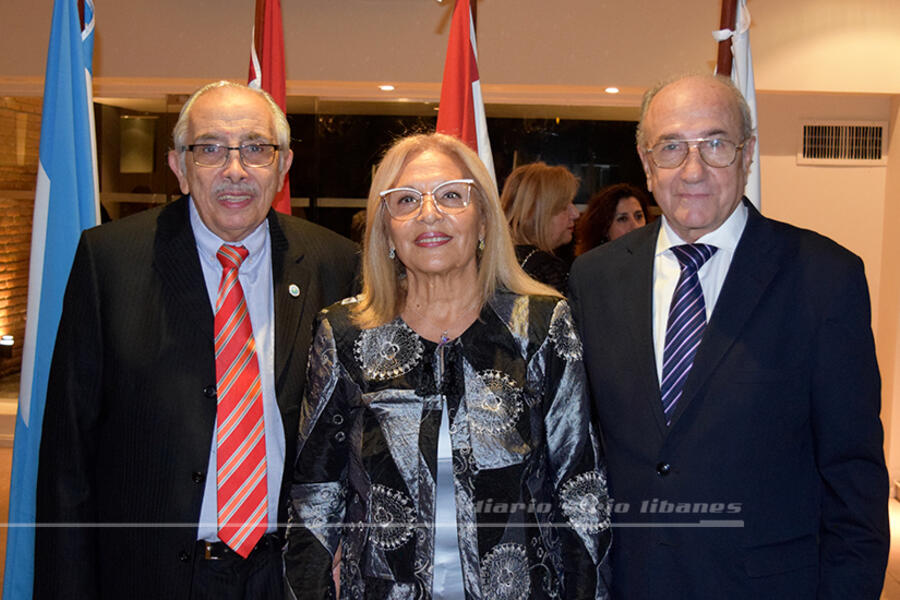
left=34, top=196, right=358, bottom=599
left=569, top=202, right=888, bottom=599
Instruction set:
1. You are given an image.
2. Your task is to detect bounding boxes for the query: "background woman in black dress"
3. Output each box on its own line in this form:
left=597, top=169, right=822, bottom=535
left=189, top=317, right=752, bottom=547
left=500, top=162, right=580, bottom=294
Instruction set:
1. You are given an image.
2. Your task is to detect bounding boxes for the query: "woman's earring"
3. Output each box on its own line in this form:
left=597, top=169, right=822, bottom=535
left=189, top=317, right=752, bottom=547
left=478, top=238, right=485, bottom=252
left=388, top=245, right=396, bottom=259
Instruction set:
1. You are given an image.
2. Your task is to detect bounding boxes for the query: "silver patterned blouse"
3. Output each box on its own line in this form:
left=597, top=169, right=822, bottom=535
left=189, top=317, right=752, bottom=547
left=285, top=291, right=611, bottom=599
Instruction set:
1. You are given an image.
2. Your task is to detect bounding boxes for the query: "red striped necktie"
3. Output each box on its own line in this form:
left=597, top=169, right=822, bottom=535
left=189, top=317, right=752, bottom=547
left=214, top=244, right=267, bottom=558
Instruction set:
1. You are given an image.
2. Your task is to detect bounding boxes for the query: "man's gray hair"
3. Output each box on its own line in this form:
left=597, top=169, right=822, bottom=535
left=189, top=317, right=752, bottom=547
left=171, top=80, right=291, bottom=171
left=635, top=73, right=754, bottom=148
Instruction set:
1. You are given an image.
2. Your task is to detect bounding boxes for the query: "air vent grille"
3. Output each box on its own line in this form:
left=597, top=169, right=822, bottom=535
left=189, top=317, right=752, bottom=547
left=799, top=122, right=886, bottom=165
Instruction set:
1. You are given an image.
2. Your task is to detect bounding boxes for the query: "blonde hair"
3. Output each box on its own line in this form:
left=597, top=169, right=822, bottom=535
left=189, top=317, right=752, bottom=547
left=500, top=162, right=579, bottom=252
left=353, top=133, right=559, bottom=329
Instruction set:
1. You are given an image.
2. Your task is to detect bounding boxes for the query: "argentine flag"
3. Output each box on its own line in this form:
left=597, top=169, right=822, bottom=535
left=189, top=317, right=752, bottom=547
left=3, top=1, right=99, bottom=598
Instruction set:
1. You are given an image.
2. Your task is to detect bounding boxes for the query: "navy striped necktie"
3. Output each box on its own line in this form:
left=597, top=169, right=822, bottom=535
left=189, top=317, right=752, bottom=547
left=660, top=244, right=717, bottom=425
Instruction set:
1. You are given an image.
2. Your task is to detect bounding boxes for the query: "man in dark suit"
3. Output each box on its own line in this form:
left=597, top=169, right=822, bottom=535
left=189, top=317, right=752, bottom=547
left=35, top=81, right=358, bottom=599
left=569, top=74, right=889, bottom=599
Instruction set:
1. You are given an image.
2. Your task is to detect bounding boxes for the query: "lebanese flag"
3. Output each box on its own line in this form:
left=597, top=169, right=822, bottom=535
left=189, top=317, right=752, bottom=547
left=436, top=0, right=495, bottom=183
left=249, top=0, right=291, bottom=214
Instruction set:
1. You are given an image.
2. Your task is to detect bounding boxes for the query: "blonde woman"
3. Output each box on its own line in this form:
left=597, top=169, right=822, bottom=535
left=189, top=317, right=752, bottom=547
left=500, top=162, right=580, bottom=294
left=285, top=134, right=610, bottom=599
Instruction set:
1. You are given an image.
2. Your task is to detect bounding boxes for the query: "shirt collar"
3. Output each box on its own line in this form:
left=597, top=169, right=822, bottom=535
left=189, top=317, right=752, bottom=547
left=655, top=200, right=748, bottom=257
left=188, top=196, right=269, bottom=268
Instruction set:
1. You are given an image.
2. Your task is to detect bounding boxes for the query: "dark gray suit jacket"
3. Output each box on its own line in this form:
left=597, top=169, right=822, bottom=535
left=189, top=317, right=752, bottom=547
left=569, top=201, right=888, bottom=599
left=35, top=196, right=358, bottom=599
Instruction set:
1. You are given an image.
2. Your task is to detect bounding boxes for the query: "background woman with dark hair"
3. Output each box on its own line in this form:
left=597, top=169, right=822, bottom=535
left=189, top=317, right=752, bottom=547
left=575, top=183, right=650, bottom=255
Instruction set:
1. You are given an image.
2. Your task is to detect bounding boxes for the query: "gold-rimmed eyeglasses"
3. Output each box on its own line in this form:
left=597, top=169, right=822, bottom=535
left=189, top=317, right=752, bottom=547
left=380, top=179, right=476, bottom=220
left=183, top=143, right=279, bottom=168
left=645, top=137, right=747, bottom=169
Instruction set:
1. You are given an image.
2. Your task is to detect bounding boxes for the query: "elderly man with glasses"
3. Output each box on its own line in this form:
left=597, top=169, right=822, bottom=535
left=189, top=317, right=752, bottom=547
left=569, top=73, right=888, bottom=599
left=35, top=81, right=358, bottom=600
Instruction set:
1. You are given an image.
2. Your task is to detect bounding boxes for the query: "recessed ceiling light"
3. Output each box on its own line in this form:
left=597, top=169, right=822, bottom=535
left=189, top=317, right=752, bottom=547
left=378, top=85, right=395, bottom=92
left=605, top=87, right=620, bottom=94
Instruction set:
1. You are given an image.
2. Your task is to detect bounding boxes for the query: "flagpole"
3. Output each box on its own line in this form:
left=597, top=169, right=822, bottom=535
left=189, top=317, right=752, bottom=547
left=716, top=0, right=738, bottom=76
left=713, top=0, right=761, bottom=209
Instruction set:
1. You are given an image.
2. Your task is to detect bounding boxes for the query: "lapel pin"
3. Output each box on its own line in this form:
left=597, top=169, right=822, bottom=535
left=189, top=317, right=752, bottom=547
left=289, top=284, right=301, bottom=298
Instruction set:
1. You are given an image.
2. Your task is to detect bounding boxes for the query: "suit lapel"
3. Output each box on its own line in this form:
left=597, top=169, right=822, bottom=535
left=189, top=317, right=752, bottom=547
left=668, top=201, right=784, bottom=428
left=269, top=210, right=312, bottom=396
left=152, top=196, right=213, bottom=341
left=622, top=221, right=671, bottom=438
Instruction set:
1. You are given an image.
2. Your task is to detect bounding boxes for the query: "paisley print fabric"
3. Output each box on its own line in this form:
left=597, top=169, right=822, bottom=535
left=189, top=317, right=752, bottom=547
left=285, top=291, right=611, bottom=599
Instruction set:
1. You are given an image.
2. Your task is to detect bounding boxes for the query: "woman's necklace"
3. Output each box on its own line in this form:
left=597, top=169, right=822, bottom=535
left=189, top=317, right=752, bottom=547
left=519, top=247, right=539, bottom=269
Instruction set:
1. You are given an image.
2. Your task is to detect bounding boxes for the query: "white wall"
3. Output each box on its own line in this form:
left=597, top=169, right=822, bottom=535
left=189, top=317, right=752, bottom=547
left=4, top=0, right=899, bottom=96
left=756, top=92, right=890, bottom=319
left=1, top=1, right=720, bottom=88
left=880, top=98, right=900, bottom=486
left=751, top=0, right=900, bottom=94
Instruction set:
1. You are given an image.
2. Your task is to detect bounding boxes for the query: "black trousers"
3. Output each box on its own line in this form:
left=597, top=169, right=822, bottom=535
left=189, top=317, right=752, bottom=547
left=189, top=535, right=284, bottom=600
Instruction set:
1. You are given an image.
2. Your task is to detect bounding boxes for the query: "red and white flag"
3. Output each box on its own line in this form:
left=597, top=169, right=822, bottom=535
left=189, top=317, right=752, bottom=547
left=714, top=0, right=760, bottom=209
left=436, top=0, right=495, bottom=183
left=249, top=0, right=291, bottom=214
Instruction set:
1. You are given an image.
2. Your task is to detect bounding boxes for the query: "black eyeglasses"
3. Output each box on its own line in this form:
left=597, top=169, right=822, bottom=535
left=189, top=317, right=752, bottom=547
left=645, top=137, right=747, bottom=169
left=183, top=143, right=279, bottom=168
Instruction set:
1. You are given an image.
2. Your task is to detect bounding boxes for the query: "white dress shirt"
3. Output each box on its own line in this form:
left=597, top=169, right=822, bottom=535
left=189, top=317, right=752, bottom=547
left=189, top=199, right=285, bottom=541
left=652, top=203, right=749, bottom=384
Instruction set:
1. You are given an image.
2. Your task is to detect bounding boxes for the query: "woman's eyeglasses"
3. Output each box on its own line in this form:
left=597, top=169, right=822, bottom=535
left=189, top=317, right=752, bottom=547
left=380, top=179, right=476, bottom=220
